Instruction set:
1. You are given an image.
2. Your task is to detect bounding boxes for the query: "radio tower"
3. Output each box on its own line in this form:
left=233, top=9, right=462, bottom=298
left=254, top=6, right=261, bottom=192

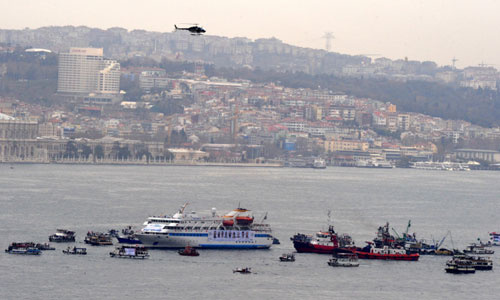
left=322, top=32, right=335, bottom=52
left=452, top=57, right=458, bottom=69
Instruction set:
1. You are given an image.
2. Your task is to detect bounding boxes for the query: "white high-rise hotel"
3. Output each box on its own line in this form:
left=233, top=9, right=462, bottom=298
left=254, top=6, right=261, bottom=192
left=57, top=47, right=120, bottom=94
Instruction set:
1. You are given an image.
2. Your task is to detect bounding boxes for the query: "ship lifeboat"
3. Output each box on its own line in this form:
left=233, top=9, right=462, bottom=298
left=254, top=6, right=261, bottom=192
left=235, top=216, right=254, bottom=225
left=223, top=218, right=234, bottom=227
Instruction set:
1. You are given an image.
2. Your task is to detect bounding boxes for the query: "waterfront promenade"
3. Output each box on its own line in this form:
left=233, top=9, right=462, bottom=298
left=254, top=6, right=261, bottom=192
left=0, top=156, right=284, bottom=168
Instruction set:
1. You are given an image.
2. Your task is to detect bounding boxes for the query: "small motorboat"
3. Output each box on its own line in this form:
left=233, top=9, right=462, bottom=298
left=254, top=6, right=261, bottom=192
left=233, top=267, right=252, bottom=274
left=279, top=253, right=295, bottom=262
left=235, top=216, right=254, bottom=225
left=49, top=229, right=76, bottom=242
left=489, top=232, right=500, bottom=246
left=110, top=245, right=149, bottom=259
left=62, top=247, right=87, bottom=255
left=178, top=245, right=199, bottom=256
left=328, top=253, right=359, bottom=267
left=272, top=237, right=281, bottom=245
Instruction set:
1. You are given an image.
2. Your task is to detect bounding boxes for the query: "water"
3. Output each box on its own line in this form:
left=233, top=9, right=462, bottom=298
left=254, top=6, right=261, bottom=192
left=1, top=165, right=499, bottom=299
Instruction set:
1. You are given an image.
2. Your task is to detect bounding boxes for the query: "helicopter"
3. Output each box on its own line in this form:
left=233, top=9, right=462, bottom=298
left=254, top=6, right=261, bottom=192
left=174, top=24, right=206, bottom=35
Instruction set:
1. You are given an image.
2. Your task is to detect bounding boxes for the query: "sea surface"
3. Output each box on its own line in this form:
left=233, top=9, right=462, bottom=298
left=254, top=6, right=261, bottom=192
left=0, top=164, right=499, bottom=300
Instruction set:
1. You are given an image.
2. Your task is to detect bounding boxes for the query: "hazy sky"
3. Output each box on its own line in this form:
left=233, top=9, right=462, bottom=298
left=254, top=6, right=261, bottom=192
left=1, top=0, right=499, bottom=68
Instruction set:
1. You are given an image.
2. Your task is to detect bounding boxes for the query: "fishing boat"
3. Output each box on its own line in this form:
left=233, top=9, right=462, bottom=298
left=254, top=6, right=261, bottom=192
left=5, top=243, right=41, bottom=255
left=49, top=229, right=75, bottom=242
left=372, top=222, right=401, bottom=248
left=489, top=232, right=500, bottom=246
left=445, top=257, right=476, bottom=274
left=435, top=248, right=456, bottom=256
left=279, top=253, right=295, bottom=262
left=116, top=235, right=142, bottom=244
left=6, top=242, right=36, bottom=250
left=115, top=226, right=142, bottom=244
left=178, top=245, right=200, bottom=256
left=327, top=253, right=359, bottom=267
left=233, top=267, right=251, bottom=274
left=62, top=246, right=87, bottom=255
left=405, top=240, right=438, bottom=255
left=5, top=247, right=41, bottom=255
left=353, top=243, right=419, bottom=261
left=84, top=232, right=113, bottom=246
left=35, top=243, right=55, bottom=250
left=136, top=204, right=273, bottom=249
left=109, top=245, right=149, bottom=259
left=380, top=222, right=446, bottom=255
left=463, top=244, right=494, bottom=255
left=390, top=221, right=440, bottom=255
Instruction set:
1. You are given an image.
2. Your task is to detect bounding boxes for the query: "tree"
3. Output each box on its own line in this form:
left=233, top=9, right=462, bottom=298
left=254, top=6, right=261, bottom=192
left=117, top=145, right=131, bottom=160
left=135, top=143, right=152, bottom=161
left=80, top=144, right=92, bottom=159
left=64, top=140, right=78, bottom=158
left=111, top=141, right=121, bottom=159
left=167, top=129, right=188, bottom=147
left=164, top=149, right=174, bottom=161
left=94, top=145, right=104, bottom=159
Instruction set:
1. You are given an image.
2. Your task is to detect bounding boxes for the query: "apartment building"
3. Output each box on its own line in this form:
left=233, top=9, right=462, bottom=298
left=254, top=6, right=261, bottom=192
left=57, top=47, right=120, bottom=95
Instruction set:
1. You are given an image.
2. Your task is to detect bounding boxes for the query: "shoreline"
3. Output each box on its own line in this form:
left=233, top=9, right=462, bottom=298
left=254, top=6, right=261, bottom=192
left=0, top=160, right=284, bottom=168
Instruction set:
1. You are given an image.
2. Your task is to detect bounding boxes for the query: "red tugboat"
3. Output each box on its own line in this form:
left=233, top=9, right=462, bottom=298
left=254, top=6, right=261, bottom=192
left=290, top=224, right=356, bottom=254
left=352, top=223, right=419, bottom=261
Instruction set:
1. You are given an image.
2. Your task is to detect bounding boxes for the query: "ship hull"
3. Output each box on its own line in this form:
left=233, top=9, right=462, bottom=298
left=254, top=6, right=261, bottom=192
left=292, top=241, right=354, bottom=254
left=116, top=236, right=142, bottom=244
left=445, top=267, right=475, bottom=274
left=353, top=250, right=420, bottom=261
left=136, top=232, right=273, bottom=249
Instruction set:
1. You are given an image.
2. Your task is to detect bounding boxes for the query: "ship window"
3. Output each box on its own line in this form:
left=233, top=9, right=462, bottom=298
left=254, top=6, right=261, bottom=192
left=185, top=227, right=192, bottom=230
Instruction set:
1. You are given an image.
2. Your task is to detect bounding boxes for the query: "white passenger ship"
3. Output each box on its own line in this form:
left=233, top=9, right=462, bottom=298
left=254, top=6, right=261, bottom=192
left=136, top=204, right=274, bottom=249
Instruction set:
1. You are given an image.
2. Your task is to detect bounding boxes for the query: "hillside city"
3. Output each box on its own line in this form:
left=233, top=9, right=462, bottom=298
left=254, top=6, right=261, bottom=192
left=1, top=26, right=500, bottom=168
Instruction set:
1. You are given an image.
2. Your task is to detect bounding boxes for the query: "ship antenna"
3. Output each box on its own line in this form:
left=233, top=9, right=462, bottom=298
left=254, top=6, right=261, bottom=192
left=260, top=212, right=268, bottom=223
left=180, top=202, right=189, bottom=214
